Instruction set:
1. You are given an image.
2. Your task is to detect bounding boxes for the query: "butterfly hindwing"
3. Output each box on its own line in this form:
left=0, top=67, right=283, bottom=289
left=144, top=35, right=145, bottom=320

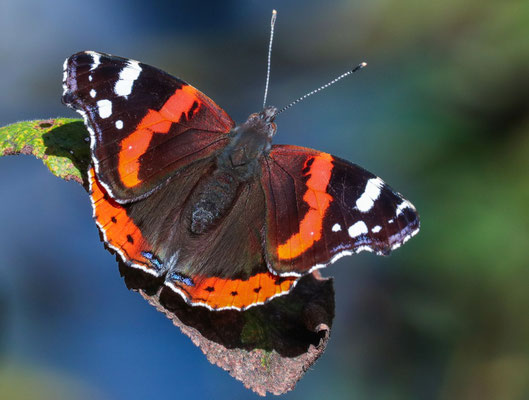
left=159, top=174, right=297, bottom=310
left=89, top=166, right=156, bottom=274
left=63, top=51, right=235, bottom=202
left=90, top=159, right=297, bottom=311
left=261, top=145, right=420, bottom=276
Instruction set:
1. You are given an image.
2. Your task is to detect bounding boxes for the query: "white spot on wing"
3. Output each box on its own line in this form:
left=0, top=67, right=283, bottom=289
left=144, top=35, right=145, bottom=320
left=114, top=61, right=142, bottom=97
left=396, top=200, right=414, bottom=216
left=88, top=51, right=101, bottom=71
left=356, top=177, right=384, bottom=212
left=96, top=99, right=112, bottom=119
left=115, top=120, right=123, bottom=129
left=348, top=221, right=368, bottom=238
left=332, top=223, right=342, bottom=232
left=372, top=225, right=382, bottom=233
left=90, top=89, right=96, bottom=98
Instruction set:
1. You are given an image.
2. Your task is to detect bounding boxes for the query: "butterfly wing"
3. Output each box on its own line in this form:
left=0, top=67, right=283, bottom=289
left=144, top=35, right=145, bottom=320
left=90, top=163, right=296, bottom=311
left=158, top=175, right=297, bottom=311
left=63, top=51, right=235, bottom=202
left=261, top=145, right=420, bottom=276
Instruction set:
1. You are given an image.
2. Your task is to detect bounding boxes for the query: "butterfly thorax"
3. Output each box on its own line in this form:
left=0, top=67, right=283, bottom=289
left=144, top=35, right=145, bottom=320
left=218, top=106, right=277, bottom=176
left=188, top=107, right=277, bottom=235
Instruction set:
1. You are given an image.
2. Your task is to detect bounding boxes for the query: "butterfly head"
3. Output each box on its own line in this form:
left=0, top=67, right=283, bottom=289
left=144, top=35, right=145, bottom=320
left=243, top=106, right=278, bottom=139
left=259, top=106, right=277, bottom=123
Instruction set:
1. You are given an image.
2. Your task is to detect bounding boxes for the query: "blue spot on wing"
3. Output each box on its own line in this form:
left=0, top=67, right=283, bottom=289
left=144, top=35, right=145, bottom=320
left=169, top=272, right=195, bottom=287
left=141, top=251, right=163, bottom=270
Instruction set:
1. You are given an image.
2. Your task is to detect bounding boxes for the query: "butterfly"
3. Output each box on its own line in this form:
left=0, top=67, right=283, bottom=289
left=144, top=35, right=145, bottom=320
left=61, top=49, right=419, bottom=311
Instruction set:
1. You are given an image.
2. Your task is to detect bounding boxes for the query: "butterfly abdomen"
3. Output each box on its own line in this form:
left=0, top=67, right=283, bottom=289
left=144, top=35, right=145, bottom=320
left=189, top=170, right=241, bottom=235
left=187, top=113, right=276, bottom=235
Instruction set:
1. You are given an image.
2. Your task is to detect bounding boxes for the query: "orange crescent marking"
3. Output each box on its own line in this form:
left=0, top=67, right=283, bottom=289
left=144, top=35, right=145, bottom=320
left=277, top=152, right=334, bottom=260
left=90, top=167, right=153, bottom=268
left=170, top=272, right=297, bottom=310
left=118, top=85, right=200, bottom=188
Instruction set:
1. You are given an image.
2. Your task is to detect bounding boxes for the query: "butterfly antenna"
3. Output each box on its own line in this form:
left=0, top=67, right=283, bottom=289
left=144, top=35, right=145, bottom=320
left=263, top=9, right=277, bottom=109
left=276, top=62, right=367, bottom=115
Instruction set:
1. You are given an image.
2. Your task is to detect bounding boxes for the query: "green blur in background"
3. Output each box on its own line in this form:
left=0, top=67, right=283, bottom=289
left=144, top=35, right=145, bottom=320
left=350, top=0, right=529, bottom=398
left=0, top=0, right=528, bottom=399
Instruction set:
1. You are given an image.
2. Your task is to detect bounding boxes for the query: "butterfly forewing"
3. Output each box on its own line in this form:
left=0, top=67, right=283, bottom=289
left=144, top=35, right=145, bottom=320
left=261, top=145, right=420, bottom=276
left=63, top=51, right=235, bottom=202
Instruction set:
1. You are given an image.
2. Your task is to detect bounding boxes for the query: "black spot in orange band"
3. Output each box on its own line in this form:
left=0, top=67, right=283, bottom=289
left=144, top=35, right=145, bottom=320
left=89, top=167, right=158, bottom=272
left=167, top=271, right=297, bottom=310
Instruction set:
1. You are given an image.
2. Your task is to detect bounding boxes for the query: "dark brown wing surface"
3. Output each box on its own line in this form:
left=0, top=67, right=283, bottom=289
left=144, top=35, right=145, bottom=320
left=261, top=145, right=420, bottom=276
left=63, top=51, right=235, bottom=202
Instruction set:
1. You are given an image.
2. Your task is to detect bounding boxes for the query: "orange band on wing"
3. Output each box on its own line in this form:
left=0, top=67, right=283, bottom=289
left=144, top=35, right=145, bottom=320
left=89, top=167, right=154, bottom=270
left=169, top=271, right=297, bottom=310
left=277, top=153, right=333, bottom=260
left=118, top=85, right=201, bottom=188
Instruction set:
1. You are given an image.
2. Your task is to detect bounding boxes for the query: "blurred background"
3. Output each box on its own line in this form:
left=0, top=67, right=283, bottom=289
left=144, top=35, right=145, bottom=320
left=1, top=0, right=528, bottom=399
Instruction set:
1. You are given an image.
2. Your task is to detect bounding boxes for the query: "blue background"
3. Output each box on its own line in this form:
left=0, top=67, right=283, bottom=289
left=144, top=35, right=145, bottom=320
left=1, top=0, right=528, bottom=399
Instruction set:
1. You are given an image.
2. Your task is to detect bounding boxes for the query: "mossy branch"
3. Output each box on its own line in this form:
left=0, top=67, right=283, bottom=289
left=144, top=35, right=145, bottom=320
left=0, top=119, right=89, bottom=184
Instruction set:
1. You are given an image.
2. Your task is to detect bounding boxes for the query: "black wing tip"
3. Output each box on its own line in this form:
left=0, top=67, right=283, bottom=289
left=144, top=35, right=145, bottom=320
left=61, top=51, right=104, bottom=107
left=63, top=50, right=103, bottom=70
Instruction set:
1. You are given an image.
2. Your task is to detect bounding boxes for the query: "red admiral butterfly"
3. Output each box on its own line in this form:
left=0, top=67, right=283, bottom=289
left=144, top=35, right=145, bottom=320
left=61, top=15, right=419, bottom=311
